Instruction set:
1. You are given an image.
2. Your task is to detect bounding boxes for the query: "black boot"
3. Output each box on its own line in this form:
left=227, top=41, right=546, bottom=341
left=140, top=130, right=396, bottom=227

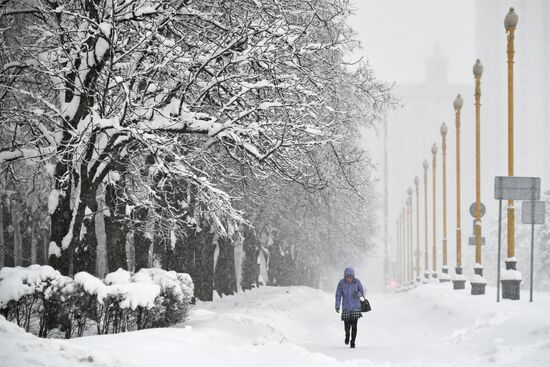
left=344, top=321, right=351, bottom=345
left=350, top=320, right=357, bottom=348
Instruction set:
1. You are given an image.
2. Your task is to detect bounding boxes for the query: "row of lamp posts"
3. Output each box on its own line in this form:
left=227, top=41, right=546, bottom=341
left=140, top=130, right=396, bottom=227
left=395, top=8, right=521, bottom=298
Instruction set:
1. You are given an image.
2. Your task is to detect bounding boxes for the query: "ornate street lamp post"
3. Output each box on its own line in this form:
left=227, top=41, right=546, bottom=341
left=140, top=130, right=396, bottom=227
left=398, top=216, right=403, bottom=286
left=401, top=208, right=408, bottom=285
left=471, top=59, right=486, bottom=295
left=440, top=123, right=450, bottom=282
left=415, top=177, right=420, bottom=283
left=423, top=160, right=430, bottom=280
left=452, top=94, right=466, bottom=290
left=503, top=7, right=520, bottom=300
left=431, top=143, right=438, bottom=280
left=407, top=187, right=414, bottom=284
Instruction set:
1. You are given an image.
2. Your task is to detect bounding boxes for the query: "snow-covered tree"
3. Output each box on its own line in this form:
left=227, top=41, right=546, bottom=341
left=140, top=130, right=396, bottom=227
left=1, top=0, right=390, bottom=287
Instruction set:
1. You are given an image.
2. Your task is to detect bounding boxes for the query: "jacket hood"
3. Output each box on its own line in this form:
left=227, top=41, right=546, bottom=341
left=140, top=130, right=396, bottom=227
left=344, top=267, right=355, bottom=278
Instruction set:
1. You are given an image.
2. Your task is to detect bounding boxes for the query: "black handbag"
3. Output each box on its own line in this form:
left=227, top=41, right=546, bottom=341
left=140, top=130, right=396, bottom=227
left=360, top=298, right=372, bottom=313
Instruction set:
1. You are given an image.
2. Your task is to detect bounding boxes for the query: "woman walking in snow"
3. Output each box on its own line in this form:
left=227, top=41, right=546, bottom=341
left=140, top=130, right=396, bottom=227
left=335, top=267, right=365, bottom=348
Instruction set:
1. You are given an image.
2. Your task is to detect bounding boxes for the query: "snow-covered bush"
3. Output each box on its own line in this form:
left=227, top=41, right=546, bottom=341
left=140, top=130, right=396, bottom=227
left=0, top=265, right=194, bottom=338
left=0, top=265, right=62, bottom=334
left=132, top=268, right=193, bottom=328
left=42, top=274, right=98, bottom=338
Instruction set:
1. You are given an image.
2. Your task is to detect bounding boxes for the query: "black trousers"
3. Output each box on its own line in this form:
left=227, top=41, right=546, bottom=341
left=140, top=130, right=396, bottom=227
left=344, top=319, right=358, bottom=342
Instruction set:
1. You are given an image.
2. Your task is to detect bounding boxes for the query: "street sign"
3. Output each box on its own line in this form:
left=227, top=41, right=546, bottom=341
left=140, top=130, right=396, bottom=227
left=469, top=237, right=486, bottom=246
left=469, top=202, right=486, bottom=218
left=494, top=176, right=541, bottom=201
left=521, top=201, right=546, bottom=225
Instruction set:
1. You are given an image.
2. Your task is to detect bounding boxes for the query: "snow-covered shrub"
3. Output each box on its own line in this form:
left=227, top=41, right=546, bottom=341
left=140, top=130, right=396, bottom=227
left=0, top=265, right=194, bottom=338
left=103, top=270, right=161, bottom=332
left=0, top=265, right=62, bottom=334
left=132, top=268, right=193, bottom=328
left=41, top=275, right=77, bottom=338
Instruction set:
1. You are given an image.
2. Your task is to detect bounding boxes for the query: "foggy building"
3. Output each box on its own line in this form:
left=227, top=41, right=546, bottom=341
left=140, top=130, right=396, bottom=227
left=387, top=44, right=470, bottom=212
left=390, top=44, right=469, bottom=139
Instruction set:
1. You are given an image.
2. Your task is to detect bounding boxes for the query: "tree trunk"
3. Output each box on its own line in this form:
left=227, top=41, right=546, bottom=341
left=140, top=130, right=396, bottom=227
left=73, top=213, right=97, bottom=275
left=0, top=197, right=4, bottom=268
left=125, top=231, right=135, bottom=272
left=194, top=230, right=215, bottom=301
left=267, top=245, right=282, bottom=286
left=104, top=184, right=127, bottom=272
left=182, top=235, right=195, bottom=276
left=49, top=187, right=73, bottom=274
left=30, top=212, right=37, bottom=264
left=214, top=236, right=237, bottom=297
left=11, top=199, right=22, bottom=266
left=133, top=207, right=152, bottom=272
left=153, top=228, right=169, bottom=269
left=21, top=213, right=32, bottom=266
left=3, top=199, right=14, bottom=267
left=95, top=192, right=108, bottom=277
left=42, top=230, right=49, bottom=266
left=241, top=227, right=260, bottom=291
left=169, top=233, right=187, bottom=273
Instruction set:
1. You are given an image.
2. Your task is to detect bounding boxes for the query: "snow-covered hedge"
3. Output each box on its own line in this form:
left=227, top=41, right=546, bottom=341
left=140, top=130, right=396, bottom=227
left=0, top=265, right=193, bottom=338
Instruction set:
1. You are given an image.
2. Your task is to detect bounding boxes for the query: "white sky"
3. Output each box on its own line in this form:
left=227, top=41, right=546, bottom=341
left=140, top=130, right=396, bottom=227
left=347, top=0, right=475, bottom=84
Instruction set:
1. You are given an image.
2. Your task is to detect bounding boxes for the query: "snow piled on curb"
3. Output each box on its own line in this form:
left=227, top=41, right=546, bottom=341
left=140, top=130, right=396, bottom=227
left=1, top=284, right=550, bottom=367
left=0, top=315, right=135, bottom=367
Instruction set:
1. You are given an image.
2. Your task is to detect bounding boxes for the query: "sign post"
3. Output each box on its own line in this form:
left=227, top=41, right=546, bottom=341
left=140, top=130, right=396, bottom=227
left=521, top=200, right=546, bottom=302
left=494, top=176, right=541, bottom=302
left=497, top=199, right=503, bottom=302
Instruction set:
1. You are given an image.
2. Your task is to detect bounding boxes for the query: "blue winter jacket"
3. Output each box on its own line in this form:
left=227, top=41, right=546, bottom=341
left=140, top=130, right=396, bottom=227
left=335, top=267, right=365, bottom=312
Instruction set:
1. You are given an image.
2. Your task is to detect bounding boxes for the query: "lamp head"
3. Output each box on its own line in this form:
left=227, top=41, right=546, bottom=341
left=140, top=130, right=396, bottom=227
left=407, top=187, right=413, bottom=196
left=423, top=159, right=429, bottom=170
left=453, top=94, right=463, bottom=111
left=473, top=59, right=483, bottom=79
left=414, top=176, right=419, bottom=185
left=504, top=7, right=518, bottom=30
left=431, top=143, right=438, bottom=155
left=440, top=122, right=448, bottom=136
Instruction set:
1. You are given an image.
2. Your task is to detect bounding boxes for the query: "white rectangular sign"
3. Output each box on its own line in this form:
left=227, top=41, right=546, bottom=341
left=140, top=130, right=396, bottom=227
left=494, top=176, right=541, bottom=201
left=521, top=201, right=546, bottom=225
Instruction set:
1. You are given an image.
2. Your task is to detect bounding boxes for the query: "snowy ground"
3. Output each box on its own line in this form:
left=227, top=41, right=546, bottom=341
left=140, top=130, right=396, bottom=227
left=1, top=283, right=550, bottom=367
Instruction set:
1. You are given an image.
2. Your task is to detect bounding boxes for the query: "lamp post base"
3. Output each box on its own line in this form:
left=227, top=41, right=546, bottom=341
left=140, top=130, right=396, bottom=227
left=471, top=282, right=486, bottom=295
left=440, top=267, right=451, bottom=282
left=431, top=272, right=438, bottom=279
left=452, top=267, right=466, bottom=290
left=502, top=259, right=521, bottom=300
left=470, top=266, right=486, bottom=295
left=453, top=279, right=466, bottom=290
left=424, top=272, right=430, bottom=280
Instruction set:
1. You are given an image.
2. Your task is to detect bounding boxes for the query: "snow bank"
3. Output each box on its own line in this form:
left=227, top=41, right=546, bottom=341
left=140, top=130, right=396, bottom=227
left=2, top=284, right=550, bottom=367
left=0, top=315, right=129, bottom=367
